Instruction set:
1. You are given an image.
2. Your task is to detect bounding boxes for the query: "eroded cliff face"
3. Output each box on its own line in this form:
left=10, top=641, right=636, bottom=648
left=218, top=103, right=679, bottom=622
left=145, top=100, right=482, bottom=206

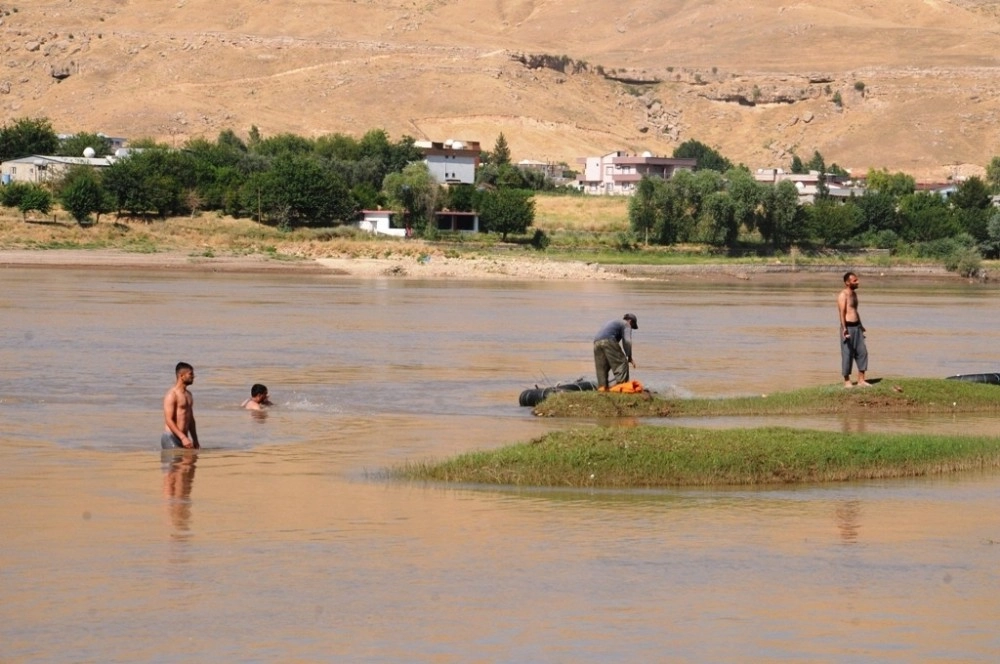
left=2, top=0, right=999, bottom=179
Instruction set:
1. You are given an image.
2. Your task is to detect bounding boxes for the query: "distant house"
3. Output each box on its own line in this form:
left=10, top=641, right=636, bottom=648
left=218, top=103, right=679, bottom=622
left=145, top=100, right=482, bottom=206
left=915, top=182, right=959, bottom=200
left=0, top=154, right=116, bottom=185
left=754, top=168, right=855, bottom=204
left=356, top=209, right=481, bottom=237
left=356, top=209, right=408, bottom=237
left=576, top=151, right=696, bottom=196
left=414, top=139, right=482, bottom=185
left=516, top=159, right=567, bottom=183
left=57, top=133, right=128, bottom=152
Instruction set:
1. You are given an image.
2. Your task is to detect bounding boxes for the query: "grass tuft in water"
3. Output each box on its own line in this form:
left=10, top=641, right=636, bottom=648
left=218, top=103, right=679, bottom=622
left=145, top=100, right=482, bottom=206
left=394, top=426, right=1000, bottom=487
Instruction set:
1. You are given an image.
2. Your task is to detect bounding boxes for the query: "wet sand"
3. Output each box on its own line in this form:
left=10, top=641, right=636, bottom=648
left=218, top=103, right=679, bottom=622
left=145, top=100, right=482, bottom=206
left=0, top=248, right=959, bottom=282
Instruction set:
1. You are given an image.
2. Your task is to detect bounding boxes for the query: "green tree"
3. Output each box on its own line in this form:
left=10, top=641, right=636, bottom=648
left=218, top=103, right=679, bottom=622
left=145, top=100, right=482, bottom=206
left=696, top=191, right=739, bottom=246
left=0, top=181, right=31, bottom=209
left=629, top=176, right=661, bottom=245
left=443, top=183, right=476, bottom=212
left=246, top=153, right=354, bottom=227
left=805, top=150, right=826, bottom=173
left=382, top=162, right=438, bottom=231
left=951, top=176, right=991, bottom=211
left=790, top=154, right=805, bottom=174
left=182, top=135, right=247, bottom=211
left=0, top=117, right=60, bottom=161
left=673, top=139, right=733, bottom=172
left=477, top=188, right=535, bottom=240
left=667, top=169, right=726, bottom=241
left=757, top=180, right=802, bottom=247
left=986, top=156, right=1000, bottom=194
left=651, top=182, right=685, bottom=245
left=980, top=209, right=1000, bottom=258
left=58, top=166, right=111, bottom=224
left=866, top=168, right=915, bottom=198
left=0, top=182, right=52, bottom=220
left=102, top=149, right=189, bottom=217
left=898, top=192, right=960, bottom=242
left=855, top=190, right=901, bottom=235
left=803, top=198, right=861, bottom=247
left=725, top=167, right=767, bottom=238
left=492, top=132, right=512, bottom=166
left=57, top=132, right=114, bottom=158
left=952, top=177, right=992, bottom=242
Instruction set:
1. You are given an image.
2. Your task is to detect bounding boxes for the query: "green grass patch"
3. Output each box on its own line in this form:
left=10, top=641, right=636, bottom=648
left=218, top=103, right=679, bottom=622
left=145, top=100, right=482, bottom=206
left=394, top=426, right=1000, bottom=487
left=532, top=378, right=1000, bottom=418
left=393, top=378, right=1000, bottom=487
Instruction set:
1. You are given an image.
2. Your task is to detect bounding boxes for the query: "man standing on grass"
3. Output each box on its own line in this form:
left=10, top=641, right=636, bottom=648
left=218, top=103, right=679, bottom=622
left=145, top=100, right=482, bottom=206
left=838, top=272, right=870, bottom=388
left=593, top=313, right=638, bottom=391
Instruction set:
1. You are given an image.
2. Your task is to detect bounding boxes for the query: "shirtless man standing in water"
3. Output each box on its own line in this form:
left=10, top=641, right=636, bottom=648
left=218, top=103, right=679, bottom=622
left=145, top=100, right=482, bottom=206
left=838, top=272, right=870, bottom=388
left=162, top=362, right=200, bottom=449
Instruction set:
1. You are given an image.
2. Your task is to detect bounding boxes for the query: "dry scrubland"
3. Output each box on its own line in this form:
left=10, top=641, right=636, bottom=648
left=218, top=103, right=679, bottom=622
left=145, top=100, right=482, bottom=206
left=0, top=197, right=641, bottom=280
left=3, top=1, right=1000, bottom=180
left=0, top=196, right=981, bottom=281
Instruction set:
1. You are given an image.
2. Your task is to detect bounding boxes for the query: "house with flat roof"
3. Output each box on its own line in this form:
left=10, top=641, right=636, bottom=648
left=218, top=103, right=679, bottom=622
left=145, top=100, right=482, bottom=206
left=356, top=209, right=481, bottom=237
left=414, top=139, right=481, bottom=185
left=0, top=154, right=117, bottom=185
left=576, top=151, right=697, bottom=196
left=754, top=168, right=856, bottom=204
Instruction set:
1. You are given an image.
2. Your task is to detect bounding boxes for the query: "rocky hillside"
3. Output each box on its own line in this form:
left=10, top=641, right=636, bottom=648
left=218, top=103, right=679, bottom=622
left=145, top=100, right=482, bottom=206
left=3, top=0, right=1000, bottom=180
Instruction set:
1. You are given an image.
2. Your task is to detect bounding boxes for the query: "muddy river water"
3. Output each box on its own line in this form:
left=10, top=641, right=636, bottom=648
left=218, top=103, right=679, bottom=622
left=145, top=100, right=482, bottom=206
left=1, top=266, right=998, bottom=662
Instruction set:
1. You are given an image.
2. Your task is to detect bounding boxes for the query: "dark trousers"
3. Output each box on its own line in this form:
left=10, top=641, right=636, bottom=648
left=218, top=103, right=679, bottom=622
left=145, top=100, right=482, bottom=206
left=594, top=339, right=629, bottom=389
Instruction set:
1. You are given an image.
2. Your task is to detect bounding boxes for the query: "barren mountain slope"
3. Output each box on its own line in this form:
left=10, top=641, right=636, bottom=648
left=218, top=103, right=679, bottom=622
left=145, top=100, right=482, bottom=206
left=3, top=0, right=1000, bottom=179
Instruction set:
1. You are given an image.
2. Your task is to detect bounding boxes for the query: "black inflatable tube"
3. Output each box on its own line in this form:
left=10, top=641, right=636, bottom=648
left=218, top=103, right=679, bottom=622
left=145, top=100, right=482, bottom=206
left=945, top=373, right=1000, bottom=385
left=519, top=379, right=598, bottom=407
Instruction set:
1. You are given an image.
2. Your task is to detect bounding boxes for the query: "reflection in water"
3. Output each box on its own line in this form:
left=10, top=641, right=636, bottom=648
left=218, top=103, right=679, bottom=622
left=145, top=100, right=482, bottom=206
left=162, top=450, right=198, bottom=537
left=249, top=408, right=269, bottom=423
left=835, top=500, right=862, bottom=543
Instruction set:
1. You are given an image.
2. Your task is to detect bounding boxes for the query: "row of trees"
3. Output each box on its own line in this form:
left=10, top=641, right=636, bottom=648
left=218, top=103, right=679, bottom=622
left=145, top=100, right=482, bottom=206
left=0, top=118, right=543, bottom=238
left=632, top=142, right=1000, bottom=271
left=629, top=166, right=1000, bottom=254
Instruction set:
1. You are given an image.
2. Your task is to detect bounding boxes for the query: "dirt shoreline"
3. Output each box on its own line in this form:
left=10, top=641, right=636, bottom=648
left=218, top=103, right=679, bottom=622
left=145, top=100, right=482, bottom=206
left=0, top=248, right=962, bottom=281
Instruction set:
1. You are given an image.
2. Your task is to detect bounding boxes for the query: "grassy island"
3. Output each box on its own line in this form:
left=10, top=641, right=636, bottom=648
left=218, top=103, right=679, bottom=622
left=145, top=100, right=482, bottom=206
left=395, top=379, right=1000, bottom=487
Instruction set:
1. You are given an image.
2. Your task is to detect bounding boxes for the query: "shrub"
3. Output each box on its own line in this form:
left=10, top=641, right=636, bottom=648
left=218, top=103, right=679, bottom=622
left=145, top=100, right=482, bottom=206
left=944, top=246, right=982, bottom=277
left=530, top=229, right=550, bottom=250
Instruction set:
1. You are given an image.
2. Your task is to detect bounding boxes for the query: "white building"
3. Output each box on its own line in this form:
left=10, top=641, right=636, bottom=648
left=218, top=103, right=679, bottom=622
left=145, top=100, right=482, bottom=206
left=356, top=209, right=480, bottom=237
left=576, top=151, right=697, bottom=196
left=754, top=169, right=858, bottom=204
left=1, top=154, right=116, bottom=185
left=414, top=139, right=481, bottom=185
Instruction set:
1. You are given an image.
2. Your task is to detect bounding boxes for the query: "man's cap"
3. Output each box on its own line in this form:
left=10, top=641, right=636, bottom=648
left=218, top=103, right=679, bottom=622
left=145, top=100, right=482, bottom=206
left=624, top=313, right=638, bottom=329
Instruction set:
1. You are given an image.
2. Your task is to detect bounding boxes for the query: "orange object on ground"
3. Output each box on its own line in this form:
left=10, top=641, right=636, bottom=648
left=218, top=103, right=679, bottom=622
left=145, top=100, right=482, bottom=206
left=609, top=380, right=644, bottom=393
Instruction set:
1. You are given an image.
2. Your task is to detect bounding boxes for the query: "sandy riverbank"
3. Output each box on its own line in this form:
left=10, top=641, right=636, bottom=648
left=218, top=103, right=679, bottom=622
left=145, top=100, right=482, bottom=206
left=0, top=248, right=631, bottom=280
left=0, top=248, right=962, bottom=282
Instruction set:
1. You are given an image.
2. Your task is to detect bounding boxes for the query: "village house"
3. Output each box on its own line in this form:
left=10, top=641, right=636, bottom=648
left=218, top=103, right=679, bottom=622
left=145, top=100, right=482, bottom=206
left=914, top=182, right=959, bottom=199
left=576, top=151, right=697, bottom=196
left=414, top=139, right=481, bottom=185
left=356, top=209, right=480, bottom=237
left=516, top=159, right=571, bottom=184
left=753, top=168, right=859, bottom=204
left=0, top=154, right=117, bottom=185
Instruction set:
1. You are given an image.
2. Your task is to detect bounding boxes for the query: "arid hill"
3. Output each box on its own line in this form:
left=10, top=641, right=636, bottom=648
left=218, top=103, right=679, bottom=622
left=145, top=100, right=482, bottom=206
left=3, top=0, right=1000, bottom=180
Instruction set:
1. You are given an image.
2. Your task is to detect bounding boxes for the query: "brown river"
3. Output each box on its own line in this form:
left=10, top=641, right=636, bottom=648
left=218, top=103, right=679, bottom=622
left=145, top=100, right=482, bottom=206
left=2, top=266, right=999, bottom=662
